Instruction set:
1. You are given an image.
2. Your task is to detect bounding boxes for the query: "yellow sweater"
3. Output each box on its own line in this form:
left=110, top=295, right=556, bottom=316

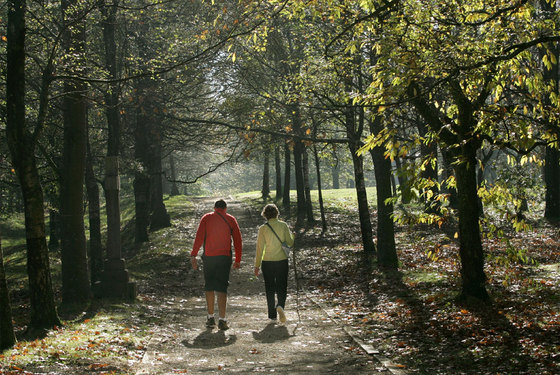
left=254, top=218, right=294, bottom=268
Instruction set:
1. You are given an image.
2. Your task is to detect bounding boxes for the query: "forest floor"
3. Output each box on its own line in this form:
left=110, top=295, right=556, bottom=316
left=1, top=193, right=559, bottom=374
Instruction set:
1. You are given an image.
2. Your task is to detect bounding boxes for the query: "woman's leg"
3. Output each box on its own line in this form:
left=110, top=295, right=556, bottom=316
left=261, top=261, right=277, bottom=319
left=276, top=259, right=289, bottom=308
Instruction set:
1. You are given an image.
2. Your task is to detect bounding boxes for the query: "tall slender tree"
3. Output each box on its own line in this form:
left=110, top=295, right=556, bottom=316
left=540, top=0, right=560, bottom=222
left=262, top=152, right=271, bottom=200
left=6, top=0, right=61, bottom=329
left=60, top=0, right=91, bottom=306
left=275, top=146, right=282, bottom=201
left=283, top=143, right=291, bottom=213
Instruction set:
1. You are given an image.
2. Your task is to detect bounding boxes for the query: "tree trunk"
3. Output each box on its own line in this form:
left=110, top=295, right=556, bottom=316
left=344, top=71, right=375, bottom=256
left=262, top=153, right=271, bottom=200
left=455, top=144, right=489, bottom=301
left=0, top=234, right=16, bottom=350
left=332, top=160, right=340, bottom=189
left=60, top=0, right=90, bottom=306
left=149, top=143, right=171, bottom=231
left=134, top=88, right=152, bottom=240
left=134, top=174, right=150, bottom=243
left=544, top=146, right=560, bottom=221
left=275, top=146, right=282, bottom=201
left=85, top=138, right=103, bottom=286
left=313, top=145, right=327, bottom=232
left=291, top=105, right=307, bottom=225
left=302, top=147, right=314, bottom=222
left=394, top=156, right=411, bottom=204
left=283, top=143, right=291, bottom=214
left=369, top=117, right=397, bottom=268
left=101, top=0, right=124, bottom=265
left=5, top=0, right=61, bottom=329
left=540, top=0, right=560, bottom=222
left=348, top=144, right=376, bottom=256
left=169, top=153, right=180, bottom=196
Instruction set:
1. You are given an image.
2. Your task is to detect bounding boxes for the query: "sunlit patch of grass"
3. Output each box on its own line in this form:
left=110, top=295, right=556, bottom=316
left=0, top=306, right=149, bottom=374
left=403, top=270, right=447, bottom=285
left=164, top=194, right=194, bottom=219
left=0, top=213, right=26, bottom=249
left=118, top=194, right=136, bottom=226
left=236, top=187, right=378, bottom=215
left=3, top=246, right=28, bottom=286
left=126, top=196, right=195, bottom=282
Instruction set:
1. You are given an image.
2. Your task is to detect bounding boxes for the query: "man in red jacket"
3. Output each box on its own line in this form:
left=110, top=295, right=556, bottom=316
left=191, top=199, right=242, bottom=330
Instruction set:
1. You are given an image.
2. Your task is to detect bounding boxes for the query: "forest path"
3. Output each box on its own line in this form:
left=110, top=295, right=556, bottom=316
left=132, top=197, right=392, bottom=374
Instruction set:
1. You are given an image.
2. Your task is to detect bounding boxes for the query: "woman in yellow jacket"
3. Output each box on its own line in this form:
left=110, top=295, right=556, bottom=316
left=254, top=204, right=294, bottom=323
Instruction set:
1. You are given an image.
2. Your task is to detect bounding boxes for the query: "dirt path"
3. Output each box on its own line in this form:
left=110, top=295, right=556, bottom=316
left=133, top=198, right=392, bottom=374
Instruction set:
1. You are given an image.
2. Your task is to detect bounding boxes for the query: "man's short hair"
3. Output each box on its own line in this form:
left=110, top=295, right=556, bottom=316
left=214, top=199, right=227, bottom=209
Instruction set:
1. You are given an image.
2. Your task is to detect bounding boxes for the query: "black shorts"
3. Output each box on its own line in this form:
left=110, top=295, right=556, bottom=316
left=202, top=255, right=232, bottom=293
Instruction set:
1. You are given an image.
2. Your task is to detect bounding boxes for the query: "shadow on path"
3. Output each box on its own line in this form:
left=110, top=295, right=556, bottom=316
left=252, top=322, right=291, bottom=343
left=182, top=329, right=237, bottom=349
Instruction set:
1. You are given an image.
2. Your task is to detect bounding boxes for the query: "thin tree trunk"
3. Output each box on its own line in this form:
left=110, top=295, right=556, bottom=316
left=101, top=0, right=125, bottom=267
left=313, top=145, right=327, bottom=232
left=275, top=146, right=282, bottom=201
left=85, top=137, right=103, bottom=286
left=6, top=0, right=61, bottom=329
left=394, top=156, right=411, bottom=204
left=291, top=105, right=307, bottom=225
left=302, top=147, right=314, bottom=222
left=0, top=234, right=16, bottom=350
left=344, top=73, right=376, bottom=256
left=134, top=84, right=152, bottom=240
left=544, top=146, right=560, bottom=221
left=332, top=160, right=340, bottom=189
left=262, top=153, right=271, bottom=200
left=169, top=153, right=180, bottom=196
left=283, top=143, right=291, bottom=214
left=541, top=0, right=560, bottom=221
left=369, top=116, right=397, bottom=268
left=134, top=174, right=150, bottom=243
left=349, top=143, right=376, bottom=256
left=149, top=142, right=171, bottom=231
left=60, top=0, right=90, bottom=306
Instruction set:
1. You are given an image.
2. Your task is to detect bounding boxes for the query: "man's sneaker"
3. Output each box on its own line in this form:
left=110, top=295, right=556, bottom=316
left=206, top=316, right=216, bottom=328
left=218, top=319, right=229, bottom=331
left=276, top=306, right=286, bottom=323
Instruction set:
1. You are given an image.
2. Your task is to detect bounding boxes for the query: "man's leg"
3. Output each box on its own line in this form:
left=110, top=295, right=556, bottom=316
left=206, top=291, right=215, bottom=315
left=217, top=292, right=227, bottom=319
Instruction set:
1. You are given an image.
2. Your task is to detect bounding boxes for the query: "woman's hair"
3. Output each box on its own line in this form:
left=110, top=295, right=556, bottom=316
left=261, top=204, right=279, bottom=220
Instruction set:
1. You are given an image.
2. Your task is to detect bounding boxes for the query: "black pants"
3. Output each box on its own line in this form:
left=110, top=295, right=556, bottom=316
left=261, top=259, right=289, bottom=319
left=202, top=255, right=232, bottom=293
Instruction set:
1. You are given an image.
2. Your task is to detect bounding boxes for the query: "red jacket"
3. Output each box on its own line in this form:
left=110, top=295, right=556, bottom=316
left=191, top=208, right=242, bottom=263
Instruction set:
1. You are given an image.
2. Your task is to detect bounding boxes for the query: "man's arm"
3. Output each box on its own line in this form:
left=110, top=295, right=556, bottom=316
left=231, top=216, right=243, bottom=266
left=190, top=216, right=207, bottom=270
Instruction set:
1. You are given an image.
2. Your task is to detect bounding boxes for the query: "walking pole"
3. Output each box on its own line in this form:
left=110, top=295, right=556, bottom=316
left=291, top=237, right=302, bottom=323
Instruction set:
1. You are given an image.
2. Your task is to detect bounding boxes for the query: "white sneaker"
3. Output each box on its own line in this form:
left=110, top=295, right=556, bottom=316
left=276, top=306, right=286, bottom=323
